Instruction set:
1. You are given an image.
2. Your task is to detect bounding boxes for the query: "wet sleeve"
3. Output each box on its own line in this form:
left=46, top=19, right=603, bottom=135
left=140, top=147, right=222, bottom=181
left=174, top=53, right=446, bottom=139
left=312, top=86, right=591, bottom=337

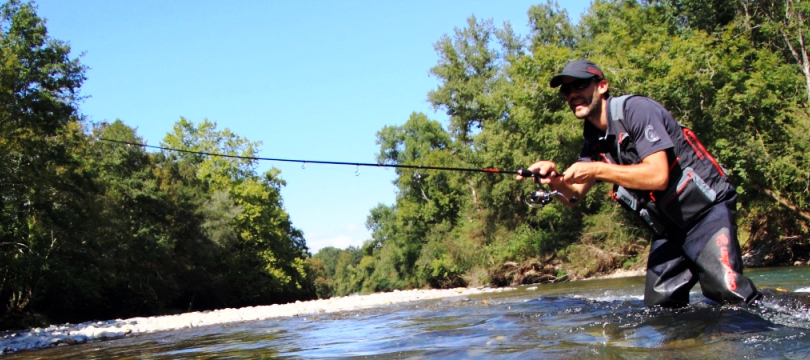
left=624, top=98, right=674, bottom=160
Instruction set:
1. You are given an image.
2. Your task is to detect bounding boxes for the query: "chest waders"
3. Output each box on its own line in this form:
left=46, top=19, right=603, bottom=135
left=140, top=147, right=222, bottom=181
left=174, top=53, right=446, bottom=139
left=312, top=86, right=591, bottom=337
left=602, top=95, right=760, bottom=307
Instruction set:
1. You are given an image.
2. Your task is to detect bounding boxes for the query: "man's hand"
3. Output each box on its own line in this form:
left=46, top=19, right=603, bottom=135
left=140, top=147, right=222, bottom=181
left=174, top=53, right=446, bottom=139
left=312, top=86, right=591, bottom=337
left=564, top=151, right=669, bottom=191
left=516, top=160, right=558, bottom=184
left=561, top=161, right=601, bottom=185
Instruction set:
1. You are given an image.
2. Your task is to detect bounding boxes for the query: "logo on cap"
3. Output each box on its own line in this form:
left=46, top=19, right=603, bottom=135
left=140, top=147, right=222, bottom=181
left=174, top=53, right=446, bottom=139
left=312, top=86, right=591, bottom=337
left=587, top=67, right=603, bottom=78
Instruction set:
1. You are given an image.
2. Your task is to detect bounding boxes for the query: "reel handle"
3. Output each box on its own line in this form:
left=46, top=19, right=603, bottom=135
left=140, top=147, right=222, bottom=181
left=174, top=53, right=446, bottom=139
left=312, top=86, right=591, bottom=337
left=526, top=190, right=578, bottom=206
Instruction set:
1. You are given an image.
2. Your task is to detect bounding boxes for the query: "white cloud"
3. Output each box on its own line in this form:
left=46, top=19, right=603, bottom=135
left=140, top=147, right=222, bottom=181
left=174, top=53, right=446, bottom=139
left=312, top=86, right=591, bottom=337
left=305, top=223, right=370, bottom=254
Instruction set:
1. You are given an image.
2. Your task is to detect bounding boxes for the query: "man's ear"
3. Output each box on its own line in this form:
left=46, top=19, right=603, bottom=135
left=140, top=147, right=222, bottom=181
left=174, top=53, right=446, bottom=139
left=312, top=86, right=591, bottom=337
left=597, top=79, right=609, bottom=98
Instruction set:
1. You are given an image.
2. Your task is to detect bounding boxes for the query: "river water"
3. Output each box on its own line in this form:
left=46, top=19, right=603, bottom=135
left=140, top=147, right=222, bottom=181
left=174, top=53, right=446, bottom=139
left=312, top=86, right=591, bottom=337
left=8, top=266, right=810, bottom=359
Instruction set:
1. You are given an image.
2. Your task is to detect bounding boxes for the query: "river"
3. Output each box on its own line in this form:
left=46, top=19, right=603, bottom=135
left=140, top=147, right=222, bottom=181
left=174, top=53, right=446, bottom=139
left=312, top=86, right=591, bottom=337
left=5, top=266, right=810, bottom=359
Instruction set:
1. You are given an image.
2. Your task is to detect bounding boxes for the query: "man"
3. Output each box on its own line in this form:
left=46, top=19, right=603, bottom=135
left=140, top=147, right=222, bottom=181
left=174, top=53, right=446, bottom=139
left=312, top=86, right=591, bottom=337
left=518, top=59, right=760, bottom=307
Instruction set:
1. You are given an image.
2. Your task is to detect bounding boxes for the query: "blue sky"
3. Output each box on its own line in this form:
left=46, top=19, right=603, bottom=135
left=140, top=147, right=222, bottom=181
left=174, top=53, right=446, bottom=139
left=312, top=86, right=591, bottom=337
left=34, top=0, right=590, bottom=253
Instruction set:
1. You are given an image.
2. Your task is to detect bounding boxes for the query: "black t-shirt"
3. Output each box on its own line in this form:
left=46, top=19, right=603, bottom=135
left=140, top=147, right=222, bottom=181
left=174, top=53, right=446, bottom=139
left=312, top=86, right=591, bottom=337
left=577, top=95, right=732, bottom=229
left=579, top=96, right=676, bottom=164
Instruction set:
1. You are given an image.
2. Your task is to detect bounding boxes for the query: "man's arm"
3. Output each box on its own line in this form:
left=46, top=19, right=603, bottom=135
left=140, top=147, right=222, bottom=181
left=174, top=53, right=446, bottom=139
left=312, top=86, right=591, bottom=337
left=563, top=150, right=670, bottom=191
left=519, top=151, right=670, bottom=208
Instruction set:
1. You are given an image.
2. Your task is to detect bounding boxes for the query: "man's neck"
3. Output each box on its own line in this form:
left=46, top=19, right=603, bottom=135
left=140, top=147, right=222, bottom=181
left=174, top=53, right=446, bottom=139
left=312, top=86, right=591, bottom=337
left=586, top=98, right=609, bottom=132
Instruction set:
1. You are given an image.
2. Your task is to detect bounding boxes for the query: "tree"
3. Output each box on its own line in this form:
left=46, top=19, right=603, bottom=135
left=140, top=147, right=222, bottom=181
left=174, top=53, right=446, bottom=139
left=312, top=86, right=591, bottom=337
left=527, top=0, right=578, bottom=48
left=741, top=0, right=810, bottom=103
left=162, top=118, right=311, bottom=305
left=428, top=16, right=506, bottom=143
left=0, top=0, right=87, bottom=327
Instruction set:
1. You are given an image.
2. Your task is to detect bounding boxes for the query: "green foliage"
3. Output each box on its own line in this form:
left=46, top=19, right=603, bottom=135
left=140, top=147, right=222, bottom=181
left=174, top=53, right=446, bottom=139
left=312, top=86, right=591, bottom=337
left=657, top=0, right=737, bottom=32
left=305, top=256, right=333, bottom=299
left=416, top=239, right=466, bottom=289
left=0, top=0, right=88, bottom=328
left=0, top=1, right=314, bottom=329
left=527, top=1, right=578, bottom=48
left=319, top=0, right=810, bottom=295
left=428, top=16, right=507, bottom=142
left=160, top=118, right=310, bottom=305
left=316, top=246, right=361, bottom=297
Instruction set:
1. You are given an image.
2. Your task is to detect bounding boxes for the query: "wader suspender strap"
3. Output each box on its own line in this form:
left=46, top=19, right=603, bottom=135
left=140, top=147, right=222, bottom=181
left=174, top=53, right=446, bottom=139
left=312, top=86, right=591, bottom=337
left=609, top=95, right=633, bottom=165
left=608, top=95, right=667, bottom=235
left=609, top=95, right=633, bottom=127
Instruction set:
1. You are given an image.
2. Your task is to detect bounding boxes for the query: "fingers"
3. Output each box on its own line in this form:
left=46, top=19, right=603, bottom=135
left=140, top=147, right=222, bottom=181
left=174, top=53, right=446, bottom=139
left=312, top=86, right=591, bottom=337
left=561, top=170, right=572, bottom=183
left=561, top=162, right=592, bottom=184
left=537, top=171, right=558, bottom=185
left=528, top=161, right=557, bottom=175
left=516, top=161, right=558, bottom=183
left=531, top=163, right=557, bottom=184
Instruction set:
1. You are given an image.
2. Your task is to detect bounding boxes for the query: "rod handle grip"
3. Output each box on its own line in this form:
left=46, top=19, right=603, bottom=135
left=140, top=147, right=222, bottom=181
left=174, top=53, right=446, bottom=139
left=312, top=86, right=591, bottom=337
left=517, top=168, right=556, bottom=178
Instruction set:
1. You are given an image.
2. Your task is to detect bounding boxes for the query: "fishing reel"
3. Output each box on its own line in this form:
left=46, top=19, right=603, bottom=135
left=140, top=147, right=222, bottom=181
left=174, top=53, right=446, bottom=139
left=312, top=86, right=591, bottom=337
left=525, top=189, right=568, bottom=208
left=517, top=168, right=578, bottom=208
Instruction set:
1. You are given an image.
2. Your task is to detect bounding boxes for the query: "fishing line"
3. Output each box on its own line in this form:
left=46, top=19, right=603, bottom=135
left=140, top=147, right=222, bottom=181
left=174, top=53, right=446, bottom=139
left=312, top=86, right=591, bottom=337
left=99, top=138, right=533, bottom=175
left=97, top=138, right=577, bottom=205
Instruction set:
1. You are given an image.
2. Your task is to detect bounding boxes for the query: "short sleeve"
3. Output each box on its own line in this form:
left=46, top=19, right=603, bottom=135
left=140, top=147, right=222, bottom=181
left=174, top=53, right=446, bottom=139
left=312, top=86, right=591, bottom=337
left=623, top=97, right=674, bottom=159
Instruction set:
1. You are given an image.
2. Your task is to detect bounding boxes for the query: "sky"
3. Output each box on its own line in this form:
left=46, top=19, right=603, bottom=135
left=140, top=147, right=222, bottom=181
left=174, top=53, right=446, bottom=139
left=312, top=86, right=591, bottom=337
left=33, top=0, right=591, bottom=254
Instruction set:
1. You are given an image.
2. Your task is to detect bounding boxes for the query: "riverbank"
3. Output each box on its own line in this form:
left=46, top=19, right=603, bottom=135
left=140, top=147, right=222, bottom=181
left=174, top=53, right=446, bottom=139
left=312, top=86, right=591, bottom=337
left=592, top=268, right=645, bottom=279
left=0, top=286, right=517, bottom=355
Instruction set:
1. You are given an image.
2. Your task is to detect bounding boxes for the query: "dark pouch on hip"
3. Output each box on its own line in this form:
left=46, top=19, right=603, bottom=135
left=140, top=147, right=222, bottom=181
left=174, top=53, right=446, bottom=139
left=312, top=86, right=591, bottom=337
left=657, top=167, right=716, bottom=227
left=612, top=185, right=666, bottom=236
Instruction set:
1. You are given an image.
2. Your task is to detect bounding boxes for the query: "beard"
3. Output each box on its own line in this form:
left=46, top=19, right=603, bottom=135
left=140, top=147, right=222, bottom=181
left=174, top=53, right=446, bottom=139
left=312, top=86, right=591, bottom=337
left=569, top=91, right=601, bottom=120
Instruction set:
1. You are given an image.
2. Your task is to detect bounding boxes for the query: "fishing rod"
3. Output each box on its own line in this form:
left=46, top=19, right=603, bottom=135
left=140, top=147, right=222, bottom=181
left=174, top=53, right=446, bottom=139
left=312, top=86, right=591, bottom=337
left=97, top=138, right=577, bottom=206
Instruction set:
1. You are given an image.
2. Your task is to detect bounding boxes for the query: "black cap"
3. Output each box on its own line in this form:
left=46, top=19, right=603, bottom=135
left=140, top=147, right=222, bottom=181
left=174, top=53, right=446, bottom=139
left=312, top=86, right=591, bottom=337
left=549, top=59, right=604, bottom=88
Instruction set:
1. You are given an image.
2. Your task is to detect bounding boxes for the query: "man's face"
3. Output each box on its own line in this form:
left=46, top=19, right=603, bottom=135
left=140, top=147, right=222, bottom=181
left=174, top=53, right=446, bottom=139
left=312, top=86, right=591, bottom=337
left=559, top=76, right=600, bottom=120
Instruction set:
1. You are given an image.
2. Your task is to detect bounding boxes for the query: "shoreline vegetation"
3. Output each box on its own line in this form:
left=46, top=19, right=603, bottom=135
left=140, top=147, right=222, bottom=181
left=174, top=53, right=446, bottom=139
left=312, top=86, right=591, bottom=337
left=2, top=0, right=810, bottom=346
